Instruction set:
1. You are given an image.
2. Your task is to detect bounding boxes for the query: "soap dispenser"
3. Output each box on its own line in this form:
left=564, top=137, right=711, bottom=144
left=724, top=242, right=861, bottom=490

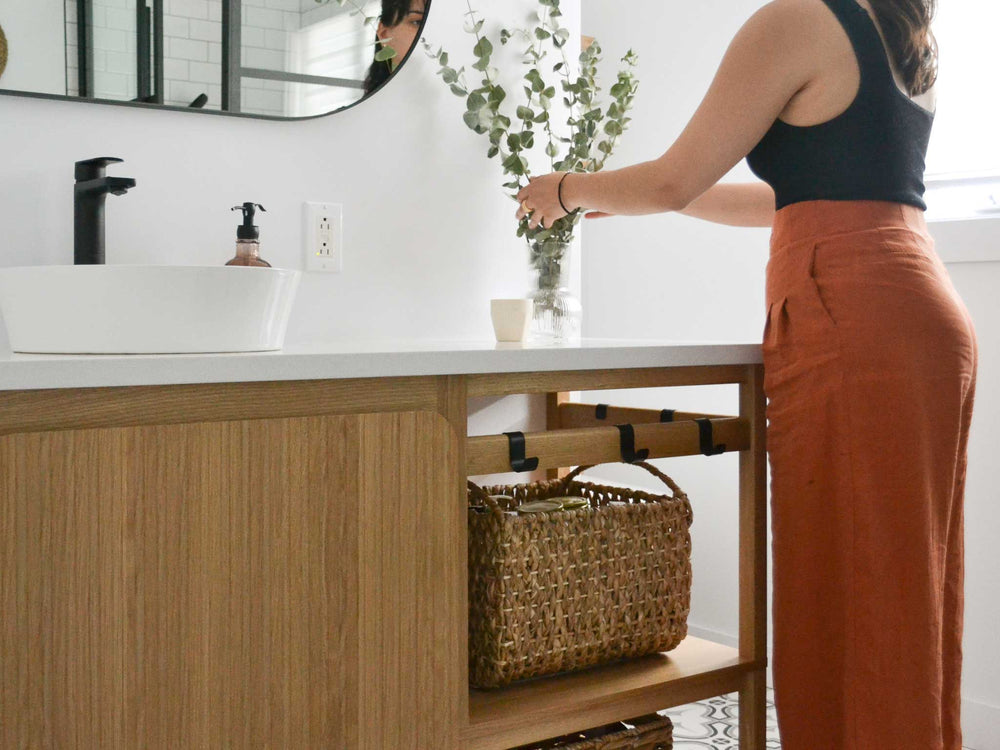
left=226, top=202, right=272, bottom=267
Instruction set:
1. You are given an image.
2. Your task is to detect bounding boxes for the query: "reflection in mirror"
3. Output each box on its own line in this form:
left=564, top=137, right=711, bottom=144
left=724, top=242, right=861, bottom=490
left=0, top=0, right=429, bottom=119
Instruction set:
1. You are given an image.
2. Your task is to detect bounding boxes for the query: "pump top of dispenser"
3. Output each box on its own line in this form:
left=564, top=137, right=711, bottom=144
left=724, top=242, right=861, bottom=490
left=232, top=202, right=266, bottom=240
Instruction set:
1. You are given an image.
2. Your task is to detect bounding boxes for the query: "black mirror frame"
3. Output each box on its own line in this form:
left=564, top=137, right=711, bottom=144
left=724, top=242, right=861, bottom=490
left=0, top=0, right=431, bottom=122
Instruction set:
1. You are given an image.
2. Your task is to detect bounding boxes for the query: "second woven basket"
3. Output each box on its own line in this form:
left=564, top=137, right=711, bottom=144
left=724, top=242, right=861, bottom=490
left=468, top=462, right=693, bottom=688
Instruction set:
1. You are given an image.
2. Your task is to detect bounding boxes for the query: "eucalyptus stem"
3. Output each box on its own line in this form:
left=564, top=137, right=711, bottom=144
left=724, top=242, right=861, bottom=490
left=424, top=0, right=637, bottom=246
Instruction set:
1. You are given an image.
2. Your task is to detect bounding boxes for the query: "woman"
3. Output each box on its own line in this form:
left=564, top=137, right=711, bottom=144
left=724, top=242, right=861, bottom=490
left=363, top=0, right=429, bottom=95
left=517, top=0, right=978, bottom=748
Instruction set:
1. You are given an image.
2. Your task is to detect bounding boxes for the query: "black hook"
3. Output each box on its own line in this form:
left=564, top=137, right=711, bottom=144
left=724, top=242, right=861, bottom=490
left=504, top=431, right=539, bottom=472
left=660, top=409, right=675, bottom=422
left=695, top=418, right=726, bottom=456
left=595, top=403, right=609, bottom=420
left=616, top=423, right=650, bottom=463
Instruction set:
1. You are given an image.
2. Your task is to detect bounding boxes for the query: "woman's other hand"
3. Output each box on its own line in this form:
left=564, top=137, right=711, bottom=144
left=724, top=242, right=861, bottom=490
left=515, top=173, right=567, bottom=229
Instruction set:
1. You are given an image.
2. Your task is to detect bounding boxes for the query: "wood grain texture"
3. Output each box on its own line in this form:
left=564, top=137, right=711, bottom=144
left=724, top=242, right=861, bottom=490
left=0, top=411, right=461, bottom=749
left=558, top=403, right=728, bottom=429
left=466, top=637, right=760, bottom=750
left=738, top=364, right=768, bottom=748
left=467, top=417, right=749, bottom=475
left=0, top=376, right=440, bottom=436
left=435, top=376, right=470, bottom=725
left=545, top=392, right=571, bottom=479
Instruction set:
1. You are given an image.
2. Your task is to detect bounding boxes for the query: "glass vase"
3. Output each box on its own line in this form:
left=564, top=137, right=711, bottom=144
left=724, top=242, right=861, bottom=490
left=528, top=240, right=582, bottom=343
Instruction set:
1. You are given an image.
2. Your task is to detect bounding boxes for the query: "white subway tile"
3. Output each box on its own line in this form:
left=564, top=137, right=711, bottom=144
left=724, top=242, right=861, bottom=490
left=242, top=26, right=266, bottom=47
left=208, top=2, right=222, bottom=22
left=242, top=47, right=284, bottom=70
left=163, top=15, right=190, bottom=38
left=94, top=72, right=130, bottom=98
left=264, top=29, right=289, bottom=52
left=243, top=7, right=283, bottom=29
left=188, top=61, right=220, bottom=84
left=164, top=57, right=190, bottom=81
left=105, top=8, right=136, bottom=32
left=168, top=37, right=209, bottom=62
left=105, top=50, right=134, bottom=75
left=170, top=0, right=209, bottom=21
left=208, top=42, right=222, bottom=64
left=93, top=28, right=129, bottom=54
left=242, top=87, right=284, bottom=115
left=189, top=19, right=221, bottom=42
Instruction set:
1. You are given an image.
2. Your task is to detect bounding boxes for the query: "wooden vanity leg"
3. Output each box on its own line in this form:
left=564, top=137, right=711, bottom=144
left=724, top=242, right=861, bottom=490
left=436, top=375, right=469, bottom=738
left=545, top=391, right=571, bottom=479
left=738, top=364, right=768, bottom=747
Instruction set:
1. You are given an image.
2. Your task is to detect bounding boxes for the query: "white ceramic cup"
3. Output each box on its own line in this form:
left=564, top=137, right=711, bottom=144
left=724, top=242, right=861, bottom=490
left=490, top=299, right=534, bottom=342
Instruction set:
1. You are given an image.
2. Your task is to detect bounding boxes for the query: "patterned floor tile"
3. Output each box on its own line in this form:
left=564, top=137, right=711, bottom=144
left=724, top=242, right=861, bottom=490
left=659, top=689, right=974, bottom=749
left=659, top=688, right=781, bottom=749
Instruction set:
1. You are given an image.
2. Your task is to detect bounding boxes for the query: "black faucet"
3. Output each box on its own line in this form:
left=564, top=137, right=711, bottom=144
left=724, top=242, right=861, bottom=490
left=74, top=157, right=136, bottom=265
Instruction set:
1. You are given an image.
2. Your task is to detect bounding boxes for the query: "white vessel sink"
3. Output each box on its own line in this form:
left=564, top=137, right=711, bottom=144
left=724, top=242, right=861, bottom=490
left=0, top=265, right=300, bottom=354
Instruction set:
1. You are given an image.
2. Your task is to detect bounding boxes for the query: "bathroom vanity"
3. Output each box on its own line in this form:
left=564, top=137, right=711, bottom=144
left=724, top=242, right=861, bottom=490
left=0, top=339, right=767, bottom=749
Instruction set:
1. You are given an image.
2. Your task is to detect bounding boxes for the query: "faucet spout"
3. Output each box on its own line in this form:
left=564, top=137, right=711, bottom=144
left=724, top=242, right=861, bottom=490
left=74, top=158, right=136, bottom=265
left=75, top=176, right=137, bottom=198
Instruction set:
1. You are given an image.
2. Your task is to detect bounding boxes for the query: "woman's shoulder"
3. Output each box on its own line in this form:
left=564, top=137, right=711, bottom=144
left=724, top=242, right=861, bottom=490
left=739, top=0, right=844, bottom=59
left=750, top=0, right=838, bottom=29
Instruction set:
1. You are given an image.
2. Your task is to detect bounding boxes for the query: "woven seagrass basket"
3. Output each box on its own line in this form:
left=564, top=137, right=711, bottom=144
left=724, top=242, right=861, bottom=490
left=509, top=713, right=673, bottom=750
left=468, top=462, right=693, bottom=689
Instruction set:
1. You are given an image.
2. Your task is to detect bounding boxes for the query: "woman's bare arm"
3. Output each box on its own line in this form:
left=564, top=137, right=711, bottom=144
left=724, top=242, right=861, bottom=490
left=516, top=0, right=820, bottom=227
left=677, top=182, right=776, bottom=227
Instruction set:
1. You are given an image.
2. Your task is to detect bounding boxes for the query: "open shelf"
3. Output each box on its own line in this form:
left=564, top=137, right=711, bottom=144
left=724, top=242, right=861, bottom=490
left=464, top=636, right=761, bottom=750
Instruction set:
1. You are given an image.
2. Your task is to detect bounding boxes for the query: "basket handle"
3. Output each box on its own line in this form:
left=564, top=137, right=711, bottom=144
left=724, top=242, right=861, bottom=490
left=467, top=480, right=501, bottom=510
left=562, top=461, right=686, bottom=499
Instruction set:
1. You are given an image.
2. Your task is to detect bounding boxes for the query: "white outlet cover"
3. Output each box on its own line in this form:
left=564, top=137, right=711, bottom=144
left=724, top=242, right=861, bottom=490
left=304, top=202, right=343, bottom=272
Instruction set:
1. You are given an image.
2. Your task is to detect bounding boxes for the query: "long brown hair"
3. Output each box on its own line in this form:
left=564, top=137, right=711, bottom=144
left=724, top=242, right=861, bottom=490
left=867, top=0, right=938, bottom=95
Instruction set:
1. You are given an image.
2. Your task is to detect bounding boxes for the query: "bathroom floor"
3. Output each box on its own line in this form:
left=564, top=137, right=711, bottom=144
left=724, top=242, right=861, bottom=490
left=659, top=690, right=975, bottom=749
left=659, top=689, right=781, bottom=749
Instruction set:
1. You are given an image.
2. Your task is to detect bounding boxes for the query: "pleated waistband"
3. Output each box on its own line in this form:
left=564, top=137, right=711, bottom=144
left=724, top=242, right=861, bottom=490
left=770, top=200, right=929, bottom=254
left=765, top=200, right=935, bottom=308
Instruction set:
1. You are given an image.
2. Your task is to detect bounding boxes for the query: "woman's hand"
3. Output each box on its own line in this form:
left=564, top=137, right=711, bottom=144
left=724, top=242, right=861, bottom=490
left=515, top=172, right=567, bottom=229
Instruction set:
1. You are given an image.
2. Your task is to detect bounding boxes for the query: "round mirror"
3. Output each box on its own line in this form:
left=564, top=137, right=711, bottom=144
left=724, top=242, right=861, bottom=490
left=0, top=0, right=429, bottom=119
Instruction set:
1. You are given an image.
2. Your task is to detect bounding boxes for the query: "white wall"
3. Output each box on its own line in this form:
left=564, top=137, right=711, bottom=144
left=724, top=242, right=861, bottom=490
left=582, top=2, right=999, bottom=748
left=0, top=0, right=66, bottom=94
left=0, top=0, right=570, bottom=343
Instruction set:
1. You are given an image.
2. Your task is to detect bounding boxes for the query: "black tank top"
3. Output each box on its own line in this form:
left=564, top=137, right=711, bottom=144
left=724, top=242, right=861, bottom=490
left=745, top=0, right=934, bottom=210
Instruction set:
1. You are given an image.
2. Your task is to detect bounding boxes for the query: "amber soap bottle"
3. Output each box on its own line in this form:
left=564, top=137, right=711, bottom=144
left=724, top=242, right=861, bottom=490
left=226, top=202, right=272, bottom=267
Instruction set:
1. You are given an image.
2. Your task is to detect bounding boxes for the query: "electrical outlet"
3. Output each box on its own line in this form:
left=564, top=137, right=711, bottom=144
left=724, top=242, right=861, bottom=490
left=304, top=202, right=342, bottom=272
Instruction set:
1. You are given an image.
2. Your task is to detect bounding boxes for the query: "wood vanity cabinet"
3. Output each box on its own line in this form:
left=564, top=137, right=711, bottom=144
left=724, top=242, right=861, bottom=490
left=0, top=358, right=767, bottom=749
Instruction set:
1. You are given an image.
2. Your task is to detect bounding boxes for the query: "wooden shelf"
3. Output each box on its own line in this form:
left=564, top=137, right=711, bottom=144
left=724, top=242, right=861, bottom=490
left=465, top=637, right=761, bottom=750
left=467, top=417, right=747, bottom=474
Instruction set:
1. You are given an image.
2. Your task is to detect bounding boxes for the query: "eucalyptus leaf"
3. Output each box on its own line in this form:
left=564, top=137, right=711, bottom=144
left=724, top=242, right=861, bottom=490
left=473, top=38, right=493, bottom=58
left=426, top=0, right=639, bottom=247
left=467, top=92, right=487, bottom=111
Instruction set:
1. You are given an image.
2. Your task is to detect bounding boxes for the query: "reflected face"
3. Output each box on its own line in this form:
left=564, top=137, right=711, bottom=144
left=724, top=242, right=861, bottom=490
left=377, top=0, right=427, bottom=69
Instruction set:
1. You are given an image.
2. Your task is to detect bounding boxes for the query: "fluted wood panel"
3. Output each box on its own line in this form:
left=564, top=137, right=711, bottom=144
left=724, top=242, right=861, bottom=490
left=0, top=411, right=461, bottom=749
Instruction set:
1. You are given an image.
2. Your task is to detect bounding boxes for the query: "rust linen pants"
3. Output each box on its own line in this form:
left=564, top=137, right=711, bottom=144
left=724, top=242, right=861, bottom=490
left=762, top=201, right=978, bottom=750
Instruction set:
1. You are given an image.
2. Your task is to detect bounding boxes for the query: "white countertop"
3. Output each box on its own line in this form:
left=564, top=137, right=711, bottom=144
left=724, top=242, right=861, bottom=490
left=0, top=338, right=762, bottom=391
